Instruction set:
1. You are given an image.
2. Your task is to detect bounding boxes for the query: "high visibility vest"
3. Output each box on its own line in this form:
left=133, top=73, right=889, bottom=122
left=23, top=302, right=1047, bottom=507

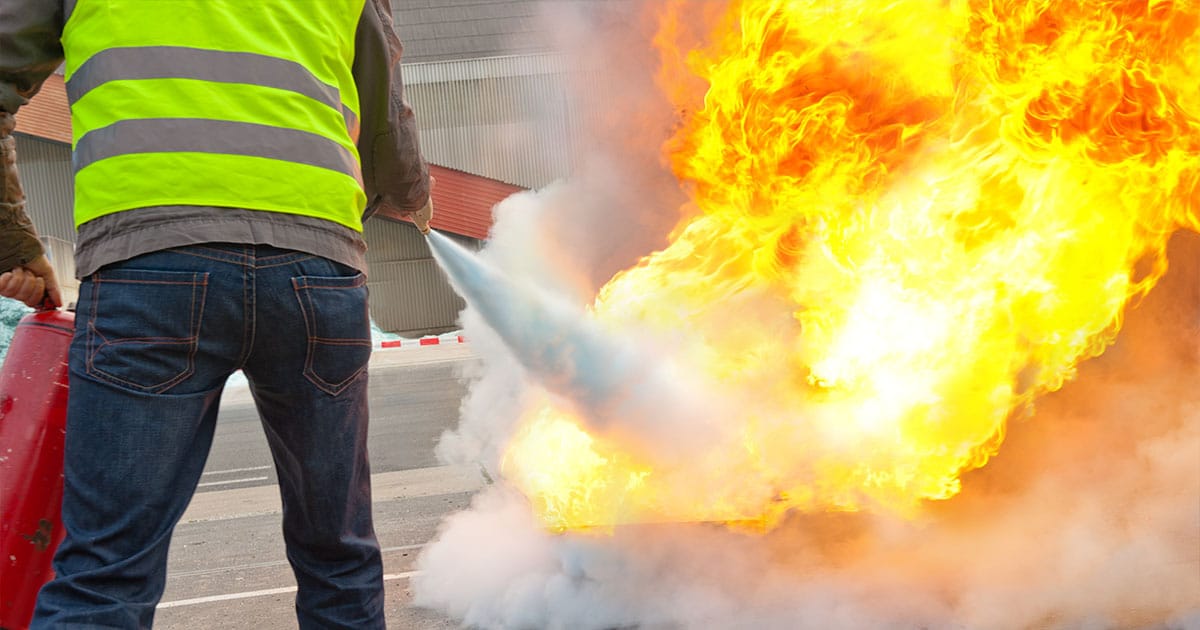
left=62, top=0, right=368, bottom=231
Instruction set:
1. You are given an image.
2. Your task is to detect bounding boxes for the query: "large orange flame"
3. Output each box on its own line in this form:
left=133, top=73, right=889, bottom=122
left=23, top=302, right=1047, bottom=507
left=501, top=0, right=1200, bottom=531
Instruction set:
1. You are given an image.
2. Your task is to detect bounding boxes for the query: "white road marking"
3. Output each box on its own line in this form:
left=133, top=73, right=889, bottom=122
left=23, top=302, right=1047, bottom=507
left=381, top=572, right=417, bottom=581
left=196, top=476, right=268, bottom=488
left=167, top=544, right=427, bottom=579
left=157, top=571, right=419, bottom=608
left=157, top=586, right=296, bottom=609
left=201, top=465, right=271, bottom=476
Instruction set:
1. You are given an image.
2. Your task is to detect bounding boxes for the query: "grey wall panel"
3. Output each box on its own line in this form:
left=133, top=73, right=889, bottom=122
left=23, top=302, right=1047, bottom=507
left=367, top=260, right=467, bottom=336
left=392, top=0, right=628, bottom=64
left=41, top=236, right=80, bottom=306
left=364, top=215, right=430, bottom=263
left=13, top=134, right=75, bottom=242
left=402, top=54, right=564, bottom=85
left=41, top=236, right=76, bottom=281
left=394, top=0, right=547, bottom=63
left=12, top=135, right=78, bottom=298
left=364, top=216, right=480, bottom=264
left=363, top=217, right=479, bottom=335
left=403, top=55, right=574, bottom=189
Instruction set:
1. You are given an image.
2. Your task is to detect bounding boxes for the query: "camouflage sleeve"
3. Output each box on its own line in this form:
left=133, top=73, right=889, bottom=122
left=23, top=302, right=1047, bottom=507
left=0, top=113, right=44, bottom=271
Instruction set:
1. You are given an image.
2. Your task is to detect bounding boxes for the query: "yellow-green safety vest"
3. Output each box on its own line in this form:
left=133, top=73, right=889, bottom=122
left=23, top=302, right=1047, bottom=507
left=62, top=0, right=368, bottom=231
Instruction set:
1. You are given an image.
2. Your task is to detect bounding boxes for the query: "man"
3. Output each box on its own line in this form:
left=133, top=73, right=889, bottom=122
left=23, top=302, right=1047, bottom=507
left=1, top=1, right=433, bottom=627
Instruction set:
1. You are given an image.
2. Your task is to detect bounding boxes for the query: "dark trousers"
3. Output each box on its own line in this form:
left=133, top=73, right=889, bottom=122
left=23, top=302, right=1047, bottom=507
left=33, top=243, right=384, bottom=629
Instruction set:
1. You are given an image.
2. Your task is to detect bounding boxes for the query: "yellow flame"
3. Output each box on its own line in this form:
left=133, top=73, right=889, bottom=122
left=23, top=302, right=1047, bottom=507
left=501, top=0, right=1200, bottom=531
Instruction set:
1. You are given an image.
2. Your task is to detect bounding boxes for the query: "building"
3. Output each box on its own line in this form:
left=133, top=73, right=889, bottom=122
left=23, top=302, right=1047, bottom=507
left=10, top=0, right=598, bottom=336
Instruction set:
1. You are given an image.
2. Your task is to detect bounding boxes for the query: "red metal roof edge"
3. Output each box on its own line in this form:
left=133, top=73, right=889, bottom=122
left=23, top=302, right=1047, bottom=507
left=14, top=74, right=72, bottom=144
left=375, top=164, right=524, bottom=240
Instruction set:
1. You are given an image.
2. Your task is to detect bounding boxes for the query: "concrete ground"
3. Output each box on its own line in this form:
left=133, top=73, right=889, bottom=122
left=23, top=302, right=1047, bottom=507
left=155, top=345, right=483, bottom=629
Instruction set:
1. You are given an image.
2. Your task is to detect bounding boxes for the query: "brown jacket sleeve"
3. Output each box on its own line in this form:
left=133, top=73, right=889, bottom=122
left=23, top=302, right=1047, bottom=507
left=0, top=0, right=65, bottom=115
left=0, top=0, right=63, bottom=269
left=354, top=0, right=431, bottom=219
left=0, top=114, right=44, bottom=271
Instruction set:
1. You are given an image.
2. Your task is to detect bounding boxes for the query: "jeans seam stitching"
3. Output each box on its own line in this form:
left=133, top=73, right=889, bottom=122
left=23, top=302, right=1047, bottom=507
left=178, top=249, right=315, bottom=269
left=293, top=281, right=338, bottom=396
left=83, top=274, right=206, bottom=393
left=257, top=253, right=315, bottom=267
left=87, top=277, right=202, bottom=285
left=293, top=281, right=370, bottom=397
left=173, top=250, right=252, bottom=266
left=307, top=363, right=367, bottom=396
left=239, top=264, right=253, bottom=369
left=187, top=275, right=207, bottom=390
left=86, top=277, right=100, bottom=378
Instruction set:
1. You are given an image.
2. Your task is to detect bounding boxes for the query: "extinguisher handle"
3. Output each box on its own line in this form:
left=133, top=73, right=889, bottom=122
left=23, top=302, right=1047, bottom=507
left=36, top=291, right=57, bottom=311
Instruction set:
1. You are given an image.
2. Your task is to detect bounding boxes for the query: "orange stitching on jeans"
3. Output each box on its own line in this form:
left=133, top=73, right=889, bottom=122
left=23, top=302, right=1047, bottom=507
left=83, top=274, right=206, bottom=393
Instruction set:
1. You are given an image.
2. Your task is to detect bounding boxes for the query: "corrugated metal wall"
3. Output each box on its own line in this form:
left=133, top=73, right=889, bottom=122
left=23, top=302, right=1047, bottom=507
left=40, top=236, right=80, bottom=307
left=363, top=217, right=478, bottom=336
left=11, top=135, right=81, bottom=305
left=391, top=0, right=628, bottom=65
left=393, top=0, right=550, bottom=64
left=14, top=134, right=75, bottom=241
left=404, top=54, right=572, bottom=189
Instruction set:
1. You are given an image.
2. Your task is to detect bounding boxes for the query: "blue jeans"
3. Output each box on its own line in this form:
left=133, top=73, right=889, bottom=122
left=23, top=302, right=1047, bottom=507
left=32, top=244, right=384, bottom=629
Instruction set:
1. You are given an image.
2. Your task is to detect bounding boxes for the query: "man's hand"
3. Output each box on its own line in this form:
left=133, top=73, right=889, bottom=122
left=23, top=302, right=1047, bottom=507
left=0, top=254, right=62, bottom=308
left=412, top=196, right=433, bottom=235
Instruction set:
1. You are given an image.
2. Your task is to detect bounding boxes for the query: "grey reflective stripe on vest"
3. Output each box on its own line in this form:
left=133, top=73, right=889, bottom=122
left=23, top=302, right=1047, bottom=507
left=74, top=118, right=362, bottom=184
left=67, top=46, right=358, bottom=136
left=64, top=0, right=78, bottom=21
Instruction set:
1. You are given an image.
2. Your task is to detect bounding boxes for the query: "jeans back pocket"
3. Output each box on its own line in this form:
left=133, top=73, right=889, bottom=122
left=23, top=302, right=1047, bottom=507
left=292, top=273, right=372, bottom=396
left=85, top=269, right=209, bottom=394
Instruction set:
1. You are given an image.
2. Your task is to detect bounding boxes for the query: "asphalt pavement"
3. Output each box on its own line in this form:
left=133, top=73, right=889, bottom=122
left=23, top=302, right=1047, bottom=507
left=155, top=344, right=484, bottom=629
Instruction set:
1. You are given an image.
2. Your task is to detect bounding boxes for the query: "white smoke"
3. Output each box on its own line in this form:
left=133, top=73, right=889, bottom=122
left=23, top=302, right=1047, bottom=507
left=430, top=0, right=688, bottom=473
left=417, top=1, right=1200, bottom=628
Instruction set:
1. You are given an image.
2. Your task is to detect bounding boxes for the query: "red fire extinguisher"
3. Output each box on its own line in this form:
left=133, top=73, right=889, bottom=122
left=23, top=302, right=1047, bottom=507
left=0, top=304, right=74, bottom=630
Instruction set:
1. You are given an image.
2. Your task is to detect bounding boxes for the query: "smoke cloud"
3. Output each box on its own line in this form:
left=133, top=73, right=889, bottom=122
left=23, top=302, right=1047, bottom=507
left=417, top=2, right=1200, bottom=628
